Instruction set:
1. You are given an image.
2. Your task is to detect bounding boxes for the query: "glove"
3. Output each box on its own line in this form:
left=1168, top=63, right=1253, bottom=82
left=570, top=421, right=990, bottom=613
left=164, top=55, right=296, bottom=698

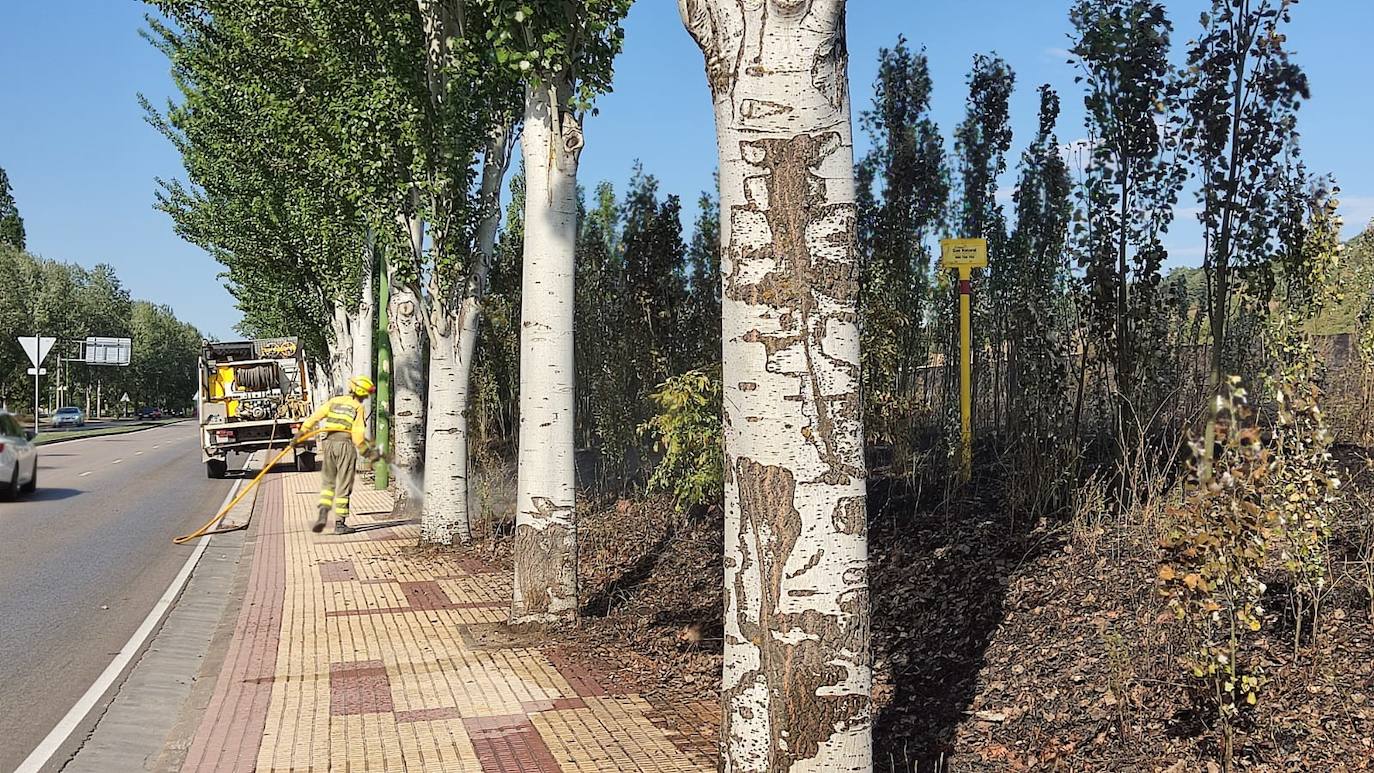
left=363, top=446, right=383, bottom=464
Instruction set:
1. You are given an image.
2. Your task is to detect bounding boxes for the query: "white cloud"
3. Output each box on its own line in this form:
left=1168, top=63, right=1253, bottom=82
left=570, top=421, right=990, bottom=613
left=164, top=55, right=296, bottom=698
left=1166, top=244, right=1207, bottom=263
left=1044, top=47, right=1074, bottom=62
left=1340, top=195, right=1374, bottom=237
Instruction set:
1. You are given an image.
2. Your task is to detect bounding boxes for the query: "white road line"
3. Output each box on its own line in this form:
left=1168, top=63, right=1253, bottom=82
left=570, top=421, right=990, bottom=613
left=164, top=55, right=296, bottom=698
left=111, top=459, right=122, bottom=465
left=135, top=451, right=144, bottom=456
left=13, top=478, right=243, bottom=773
left=79, top=471, right=92, bottom=477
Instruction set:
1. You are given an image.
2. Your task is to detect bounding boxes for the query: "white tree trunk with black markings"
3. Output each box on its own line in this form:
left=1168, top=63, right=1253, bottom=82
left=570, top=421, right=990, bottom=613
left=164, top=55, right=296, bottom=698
left=329, top=301, right=354, bottom=395
left=311, top=362, right=331, bottom=407
left=511, top=83, right=581, bottom=626
left=681, top=1, right=871, bottom=770
left=389, top=212, right=428, bottom=518
left=352, top=229, right=376, bottom=383
left=420, top=127, right=514, bottom=546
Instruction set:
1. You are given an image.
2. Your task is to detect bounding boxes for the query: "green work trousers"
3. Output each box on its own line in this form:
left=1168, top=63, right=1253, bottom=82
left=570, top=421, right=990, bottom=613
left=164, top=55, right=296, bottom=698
left=318, top=434, right=358, bottom=518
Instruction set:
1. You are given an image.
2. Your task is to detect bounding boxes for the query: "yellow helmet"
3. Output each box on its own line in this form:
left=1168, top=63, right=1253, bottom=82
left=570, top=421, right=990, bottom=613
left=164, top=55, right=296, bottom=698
left=348, top=375, right=376, bottom=396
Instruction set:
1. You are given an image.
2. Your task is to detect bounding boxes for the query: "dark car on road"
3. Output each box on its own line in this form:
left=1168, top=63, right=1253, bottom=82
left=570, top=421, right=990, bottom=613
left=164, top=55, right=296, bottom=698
left=136, top=407, right=163, bottom=419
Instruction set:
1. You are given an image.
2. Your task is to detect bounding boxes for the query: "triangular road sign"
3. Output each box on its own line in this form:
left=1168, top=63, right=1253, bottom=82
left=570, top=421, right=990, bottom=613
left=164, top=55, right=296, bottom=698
left=18, top=336, right=57, bottom=368
left=119, top=392, right=131, bottom=404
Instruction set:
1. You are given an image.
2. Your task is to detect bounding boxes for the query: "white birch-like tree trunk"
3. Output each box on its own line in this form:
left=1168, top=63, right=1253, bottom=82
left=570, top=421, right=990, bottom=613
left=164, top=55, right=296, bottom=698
left=352, top=229, right=376, bottom=382
left=681, top=2, right=871, bottom=770
left=390, top=212, right=428, bottom=518
left=311, top=362, right=331, bottom=407
left=510, top=83, right=581, bottom=626
left=329, top=301, right=354, bottom=394
left=420, top=125, right=514, bottom=546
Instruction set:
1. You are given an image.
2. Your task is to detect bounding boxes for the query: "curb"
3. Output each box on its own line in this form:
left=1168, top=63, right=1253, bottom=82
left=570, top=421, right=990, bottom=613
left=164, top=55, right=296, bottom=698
left=34, top=419, right=190, bottom=446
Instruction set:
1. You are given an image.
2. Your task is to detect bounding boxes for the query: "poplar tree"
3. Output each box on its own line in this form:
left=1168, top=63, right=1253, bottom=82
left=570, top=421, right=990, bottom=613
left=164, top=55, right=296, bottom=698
left=682, top=1, right=872, bottom=768
left=857, top=38, right=948, bottom=465
left=1070, top=0, right=1185, bottom=418
left=1177, top=0, right=1310, bottom=383
left=0, top=166, right=25, bottom=251
left=488, top=0, right=634, bottom=627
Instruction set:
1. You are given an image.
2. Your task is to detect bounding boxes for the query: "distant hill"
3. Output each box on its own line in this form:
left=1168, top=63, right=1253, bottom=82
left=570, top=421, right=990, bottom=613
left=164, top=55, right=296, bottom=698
left=1159, top=224, right=1374, bottom=337
left=1312, top=223, right=1374, bottom=335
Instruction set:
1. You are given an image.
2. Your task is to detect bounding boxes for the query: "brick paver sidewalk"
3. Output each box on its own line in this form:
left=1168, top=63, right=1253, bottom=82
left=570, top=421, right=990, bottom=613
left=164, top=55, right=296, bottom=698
left=181, top=471, right=714, bottom=772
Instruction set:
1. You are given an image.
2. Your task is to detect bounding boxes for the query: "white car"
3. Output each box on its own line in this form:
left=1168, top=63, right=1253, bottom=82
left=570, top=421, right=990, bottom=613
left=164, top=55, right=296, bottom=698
left=0, top=412, right=38, bottom=499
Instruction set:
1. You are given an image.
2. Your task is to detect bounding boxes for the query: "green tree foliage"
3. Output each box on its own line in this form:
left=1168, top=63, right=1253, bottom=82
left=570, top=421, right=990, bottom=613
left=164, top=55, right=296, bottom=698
left=570, top=168, right=703, bottom=482
left=127, top=300, right=202, bottom=409
left=953, top=53, right=1016, bottom=437
left=1071, top=0, right=1186, bottom=409
left=1005, top=85, right=1076, bottom=513
left=482, top=0, right=632, bottom=108
left=142, top=2, right=375, bottom=363
left=856, top=38, right=949, bottom=464
left=0, top=245, right=196, bottom=413
left=639, top=368, right=723, bottom=514
left=0, top=166, right=24, bottom=251
left=473, top=165, right=526, bottom=444
left=681, top=190, right=722, bottom=369
left=1176, top=0, right=1311, bottom=382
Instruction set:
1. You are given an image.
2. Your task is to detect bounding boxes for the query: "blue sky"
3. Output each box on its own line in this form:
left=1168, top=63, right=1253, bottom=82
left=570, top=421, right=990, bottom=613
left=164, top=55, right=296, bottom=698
left=2, top=1, right=1371, bottom=339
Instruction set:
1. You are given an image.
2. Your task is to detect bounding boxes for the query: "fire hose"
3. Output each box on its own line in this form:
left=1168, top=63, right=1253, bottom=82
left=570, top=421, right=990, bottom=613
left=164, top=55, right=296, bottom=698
left=171, top=427, right=325, bottom=545
left=173, top=395, right=400, bottom=545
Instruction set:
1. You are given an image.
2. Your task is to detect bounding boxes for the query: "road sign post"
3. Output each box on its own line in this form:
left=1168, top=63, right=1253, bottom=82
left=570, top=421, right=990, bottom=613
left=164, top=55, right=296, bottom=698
left=18, top=336, right=57, bottom=433
left=940, top=238, right=989, bottom=482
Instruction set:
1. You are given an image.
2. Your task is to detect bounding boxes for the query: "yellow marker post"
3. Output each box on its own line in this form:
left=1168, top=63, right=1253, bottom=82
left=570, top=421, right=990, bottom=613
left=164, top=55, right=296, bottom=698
left=940, top=238, right=988, bottom=482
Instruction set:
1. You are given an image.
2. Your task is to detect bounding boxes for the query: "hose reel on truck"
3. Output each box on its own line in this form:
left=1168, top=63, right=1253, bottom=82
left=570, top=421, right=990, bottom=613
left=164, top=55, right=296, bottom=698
left=198, top=338, right=318, bottom=479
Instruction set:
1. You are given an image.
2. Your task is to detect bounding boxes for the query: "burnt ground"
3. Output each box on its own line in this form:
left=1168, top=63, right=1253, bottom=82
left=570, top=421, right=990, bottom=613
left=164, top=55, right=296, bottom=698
left=456, top=446, right=1374, bottom=772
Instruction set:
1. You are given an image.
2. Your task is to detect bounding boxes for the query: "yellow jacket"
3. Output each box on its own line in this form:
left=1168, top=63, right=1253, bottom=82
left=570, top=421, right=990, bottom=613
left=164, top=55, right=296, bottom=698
left=302, top=394, right=368, bottom=449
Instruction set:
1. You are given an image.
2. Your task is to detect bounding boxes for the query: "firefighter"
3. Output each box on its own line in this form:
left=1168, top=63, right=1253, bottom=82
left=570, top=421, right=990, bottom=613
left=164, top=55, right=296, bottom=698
left=296, top=375, right=382, bottom=534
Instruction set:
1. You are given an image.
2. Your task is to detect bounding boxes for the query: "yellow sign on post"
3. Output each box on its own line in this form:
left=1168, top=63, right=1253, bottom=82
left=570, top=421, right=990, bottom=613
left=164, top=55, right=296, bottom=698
left=940, top=238, right=988, bottom=482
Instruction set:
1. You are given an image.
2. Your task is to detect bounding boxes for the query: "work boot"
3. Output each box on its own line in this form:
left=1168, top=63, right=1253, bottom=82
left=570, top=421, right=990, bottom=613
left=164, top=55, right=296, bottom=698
left=334, top=518, right=356, bottom=535
left=313, top=506, right=329, bottom=533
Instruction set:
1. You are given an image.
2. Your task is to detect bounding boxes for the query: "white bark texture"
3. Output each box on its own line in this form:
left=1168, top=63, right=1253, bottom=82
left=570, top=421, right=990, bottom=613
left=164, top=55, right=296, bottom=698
left=421, top=319, right=470, bottom=543
left=681, top=1, right=871, bottom=770
left=329, top=301, right=354, bottom=394
left=311, top=363, right=331, bottom=407
left=420, top=126, right=514, bottom=546
left=352, top=230, right=376, bottom=382
left=389, top=213, right=428, bottom=518
left=510, top=83, right=581, bottom=626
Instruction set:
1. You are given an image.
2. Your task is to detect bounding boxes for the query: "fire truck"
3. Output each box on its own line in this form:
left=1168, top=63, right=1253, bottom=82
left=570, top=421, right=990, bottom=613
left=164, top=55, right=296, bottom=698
left=197, top=337, right=316, bottom=478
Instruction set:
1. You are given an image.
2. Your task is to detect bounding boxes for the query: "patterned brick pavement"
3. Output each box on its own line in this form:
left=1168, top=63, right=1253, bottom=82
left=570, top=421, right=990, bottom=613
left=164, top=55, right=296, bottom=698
left=181, top=471, right=715, bottom=772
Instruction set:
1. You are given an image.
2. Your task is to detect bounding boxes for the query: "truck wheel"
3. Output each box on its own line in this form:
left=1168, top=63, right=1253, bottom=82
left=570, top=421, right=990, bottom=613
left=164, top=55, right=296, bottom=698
left=296, top=452, right=317, bottom=473
left=206, top=459, right=228, bottom=479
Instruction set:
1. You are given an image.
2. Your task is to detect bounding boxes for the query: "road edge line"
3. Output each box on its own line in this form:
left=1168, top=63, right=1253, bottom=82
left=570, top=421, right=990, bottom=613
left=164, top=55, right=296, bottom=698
left=13, top=477, right=244, bottom=773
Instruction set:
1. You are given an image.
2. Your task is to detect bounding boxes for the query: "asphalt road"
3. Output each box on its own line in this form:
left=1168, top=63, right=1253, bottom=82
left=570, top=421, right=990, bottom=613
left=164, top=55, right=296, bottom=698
left=0, top=423, right=238, bottom=771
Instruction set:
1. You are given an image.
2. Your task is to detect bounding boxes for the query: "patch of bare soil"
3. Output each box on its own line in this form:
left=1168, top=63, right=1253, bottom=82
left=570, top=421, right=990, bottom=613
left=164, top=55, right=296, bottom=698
left=871, top=447, right=1374, bottom=772
left=569, top=496, right=723, bottom=699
